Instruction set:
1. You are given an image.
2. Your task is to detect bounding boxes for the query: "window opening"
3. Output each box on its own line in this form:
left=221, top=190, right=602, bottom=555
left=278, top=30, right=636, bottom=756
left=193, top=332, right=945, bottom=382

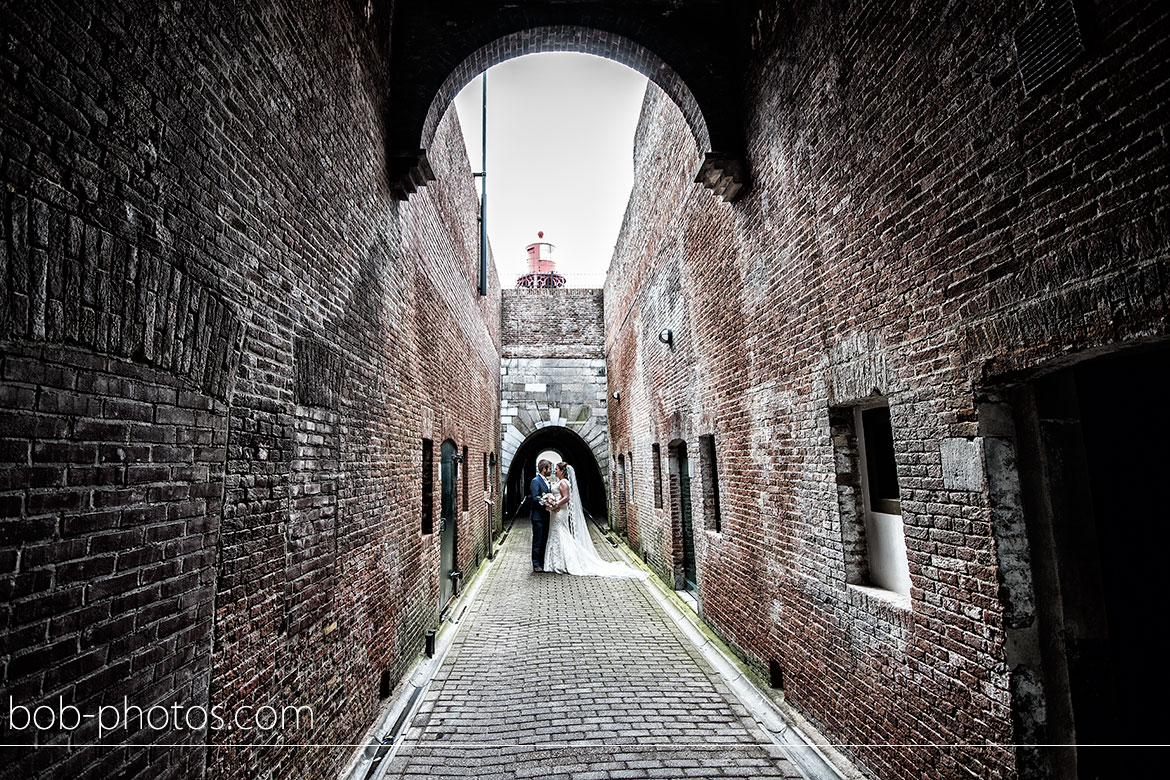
left=699, top=434, right=722, bottom=532
left=669, top=441, right=697, bottom=591
left=462, top=445, right=469, bottom=512
left=652, top=443, right=663, bottom=509
left=421, top=438, right=434, bottom=535
left=830, top=401, right=910, bottom=597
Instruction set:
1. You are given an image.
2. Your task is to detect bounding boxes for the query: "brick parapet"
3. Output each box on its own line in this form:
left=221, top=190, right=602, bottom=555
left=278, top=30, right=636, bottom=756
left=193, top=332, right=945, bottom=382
left=502, top=288, right=605, bottom=359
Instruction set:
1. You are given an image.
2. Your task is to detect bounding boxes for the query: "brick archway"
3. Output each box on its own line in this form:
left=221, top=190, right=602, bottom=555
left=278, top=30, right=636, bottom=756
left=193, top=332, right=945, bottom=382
left=386, top=3, right=749, bottom=200
left=421, top=27, right=709, bottom=169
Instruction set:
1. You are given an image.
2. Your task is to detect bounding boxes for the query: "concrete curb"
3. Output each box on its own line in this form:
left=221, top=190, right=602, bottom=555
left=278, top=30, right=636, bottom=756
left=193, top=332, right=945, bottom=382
left=600, top=527, right=859, bottom=780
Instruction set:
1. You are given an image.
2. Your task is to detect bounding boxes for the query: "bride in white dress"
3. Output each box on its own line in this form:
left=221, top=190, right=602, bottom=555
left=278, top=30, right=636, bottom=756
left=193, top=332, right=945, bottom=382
left=542, top=462, right=646, bottom=578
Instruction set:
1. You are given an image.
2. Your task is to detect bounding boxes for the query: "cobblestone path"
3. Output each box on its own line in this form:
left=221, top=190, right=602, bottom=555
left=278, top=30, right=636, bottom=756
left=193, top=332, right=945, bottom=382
left=380, top=519, right=803, bottom=780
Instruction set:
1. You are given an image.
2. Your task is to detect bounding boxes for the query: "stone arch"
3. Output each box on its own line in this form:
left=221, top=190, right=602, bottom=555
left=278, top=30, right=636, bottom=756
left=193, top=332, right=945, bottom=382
left=502, top=421, right=609, bottom=520
left=501, top=404, right=609, bottom=483
left=387, top=7, right=747, bottom=200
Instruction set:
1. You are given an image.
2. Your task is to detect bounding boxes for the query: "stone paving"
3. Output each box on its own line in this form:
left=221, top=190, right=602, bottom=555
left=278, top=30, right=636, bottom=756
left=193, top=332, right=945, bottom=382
left=380, top=519, right=804, bottom=780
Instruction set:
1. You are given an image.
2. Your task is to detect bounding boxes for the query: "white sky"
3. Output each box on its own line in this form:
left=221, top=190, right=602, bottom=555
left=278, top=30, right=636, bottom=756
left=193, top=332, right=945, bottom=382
left=451, top=53, right=649, bottom=288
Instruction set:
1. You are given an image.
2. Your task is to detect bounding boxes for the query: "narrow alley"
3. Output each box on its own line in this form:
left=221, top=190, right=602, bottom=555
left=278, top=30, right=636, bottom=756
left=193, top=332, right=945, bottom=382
left=376, top=519, right=805, bottom=780
left=2, top=2, right=1168, bottom=779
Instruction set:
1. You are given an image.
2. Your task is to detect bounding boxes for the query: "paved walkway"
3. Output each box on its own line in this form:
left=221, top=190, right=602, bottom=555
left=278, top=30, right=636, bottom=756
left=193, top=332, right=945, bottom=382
left=380, top=519, right=804, bottom=780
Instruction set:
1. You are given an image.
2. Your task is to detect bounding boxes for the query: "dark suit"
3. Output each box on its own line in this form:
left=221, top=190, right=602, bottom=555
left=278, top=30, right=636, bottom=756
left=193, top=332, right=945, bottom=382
left=530, top=473, right=551, bottom=568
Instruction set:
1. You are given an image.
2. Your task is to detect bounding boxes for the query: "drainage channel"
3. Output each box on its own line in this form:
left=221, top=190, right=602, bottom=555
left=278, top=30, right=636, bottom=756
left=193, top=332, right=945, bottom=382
left=340, top=529, right=508, bottom=780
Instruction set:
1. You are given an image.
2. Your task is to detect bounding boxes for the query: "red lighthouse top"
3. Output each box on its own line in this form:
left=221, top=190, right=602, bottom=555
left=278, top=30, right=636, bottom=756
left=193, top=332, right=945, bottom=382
left=525, top=231, right=557, bottom=275
left=516, top=231, right=566, bottom=288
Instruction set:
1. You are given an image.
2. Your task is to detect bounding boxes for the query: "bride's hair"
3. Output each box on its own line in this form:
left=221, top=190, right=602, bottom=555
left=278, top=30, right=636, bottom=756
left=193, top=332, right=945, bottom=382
left=556, top=461, right=570, bottom=478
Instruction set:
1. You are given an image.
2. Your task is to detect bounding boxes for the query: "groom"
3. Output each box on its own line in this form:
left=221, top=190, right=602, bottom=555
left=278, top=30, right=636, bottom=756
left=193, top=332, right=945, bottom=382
left=530, top=459, right=553, bottom=572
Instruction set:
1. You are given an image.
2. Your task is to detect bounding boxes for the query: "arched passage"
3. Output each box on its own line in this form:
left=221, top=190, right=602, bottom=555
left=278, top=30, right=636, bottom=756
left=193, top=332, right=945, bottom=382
left=386, top=7, right=748, bottom=200
left=422, top=28, right=710, bottom=167
left=505, top=426, right=608, bottom=521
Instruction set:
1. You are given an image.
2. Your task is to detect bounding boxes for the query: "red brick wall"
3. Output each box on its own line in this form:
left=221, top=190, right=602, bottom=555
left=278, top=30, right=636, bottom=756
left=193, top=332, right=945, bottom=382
left=605, top=2, right=1169, bottom=779
left=502, top=288, right=605, bottom=358
left=0, top=344, right=229, bottom=779
left=0, top=2, right=499, bottom=779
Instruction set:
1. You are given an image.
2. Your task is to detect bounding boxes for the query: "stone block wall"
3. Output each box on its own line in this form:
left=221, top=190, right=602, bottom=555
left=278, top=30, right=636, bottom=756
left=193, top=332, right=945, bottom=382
left=604, top=2, right=1169, bottom=779
left=0, top=2, right=500, bottom=779
left=499, top=289, right=609, bottom=513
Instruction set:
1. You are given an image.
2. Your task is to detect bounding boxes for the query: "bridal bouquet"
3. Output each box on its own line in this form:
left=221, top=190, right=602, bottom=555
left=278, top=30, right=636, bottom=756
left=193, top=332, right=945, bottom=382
left=539, top=492, right=558, bottom=510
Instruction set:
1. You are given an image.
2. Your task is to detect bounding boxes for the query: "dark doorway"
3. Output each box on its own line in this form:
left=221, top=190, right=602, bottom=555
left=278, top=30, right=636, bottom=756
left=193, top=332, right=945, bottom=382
left=1010, top=343, right=1170, bottom=779
left=440, top=439, right=458, bottom=610
left=504, top=427, right=607, bottom=521
left=668, top=440, right=696, bottom=591
left=616, top=453, right=627, bottom=532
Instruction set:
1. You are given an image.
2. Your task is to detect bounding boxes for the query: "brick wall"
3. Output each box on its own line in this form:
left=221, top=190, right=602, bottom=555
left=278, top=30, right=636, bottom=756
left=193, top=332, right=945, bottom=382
left=0, top=344, right=228, bottom=779
left=501, top=288, right=605, bottom=358
left=0, top=2, right=499, bottom=779
left=605, top=2, right=1169, bottom=779
left=3, top=0, right=1168, bottom=777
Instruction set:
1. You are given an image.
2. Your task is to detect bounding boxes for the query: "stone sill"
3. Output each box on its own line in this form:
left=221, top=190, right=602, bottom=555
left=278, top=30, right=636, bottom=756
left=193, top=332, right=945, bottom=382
left=674, top=588, right=700, bottom=614
left=846, top=582, right=912, bottom=613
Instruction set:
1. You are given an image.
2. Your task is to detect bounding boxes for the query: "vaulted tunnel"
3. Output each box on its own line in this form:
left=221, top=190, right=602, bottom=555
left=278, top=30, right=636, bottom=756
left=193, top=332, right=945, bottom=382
left=503, top=426, right=608, bottom=521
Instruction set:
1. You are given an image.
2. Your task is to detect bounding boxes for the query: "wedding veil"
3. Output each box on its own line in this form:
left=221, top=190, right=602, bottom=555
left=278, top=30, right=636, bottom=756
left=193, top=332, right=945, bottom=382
left=563, top=464, right=647, bottom=579
left=565, top=464, right=589, bottom=543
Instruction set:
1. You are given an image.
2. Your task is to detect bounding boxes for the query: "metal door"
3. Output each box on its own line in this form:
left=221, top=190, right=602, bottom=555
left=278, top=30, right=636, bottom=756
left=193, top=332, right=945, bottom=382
left=678, top=445, right=697, bottom=591
left=440, top=440, right=458, bottom=610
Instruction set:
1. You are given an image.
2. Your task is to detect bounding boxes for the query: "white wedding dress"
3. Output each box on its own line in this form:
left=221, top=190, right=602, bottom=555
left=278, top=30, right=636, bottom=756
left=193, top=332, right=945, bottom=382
left=542, top=465, right=647, bottom=578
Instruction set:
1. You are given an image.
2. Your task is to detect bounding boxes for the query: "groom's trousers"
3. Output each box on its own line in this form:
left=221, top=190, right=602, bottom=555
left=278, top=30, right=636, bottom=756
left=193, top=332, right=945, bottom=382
left=531, top=512, right=549, bottom=568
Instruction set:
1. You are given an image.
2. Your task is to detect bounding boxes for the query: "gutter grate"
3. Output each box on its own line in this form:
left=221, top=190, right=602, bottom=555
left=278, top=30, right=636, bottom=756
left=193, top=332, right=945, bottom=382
left=1015, top=0, right=1086, bottom=94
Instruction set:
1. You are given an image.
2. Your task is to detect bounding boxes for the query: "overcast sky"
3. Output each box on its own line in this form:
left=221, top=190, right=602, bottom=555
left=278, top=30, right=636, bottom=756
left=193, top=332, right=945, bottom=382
left=452, top=53, right=649, bottom=288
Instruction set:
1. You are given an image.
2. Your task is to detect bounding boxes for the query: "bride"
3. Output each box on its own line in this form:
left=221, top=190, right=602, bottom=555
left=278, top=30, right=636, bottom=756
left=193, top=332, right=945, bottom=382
left=542, top=462, right=646, bottom=578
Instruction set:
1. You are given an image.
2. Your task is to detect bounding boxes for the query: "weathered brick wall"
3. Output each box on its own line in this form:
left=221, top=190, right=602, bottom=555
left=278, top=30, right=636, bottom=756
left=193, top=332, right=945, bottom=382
left=499, top=289, right=609, bottom=516
left=0, top=344, right=229, bottom=779
left=0, top=2, right=499, bottom=779
left=501, top=288, right=605, bottom=358
left=605, top=2, right=1169, bottom=779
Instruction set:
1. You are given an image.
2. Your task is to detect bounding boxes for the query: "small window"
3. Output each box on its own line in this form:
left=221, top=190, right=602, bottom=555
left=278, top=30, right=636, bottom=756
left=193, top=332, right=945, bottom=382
left=421, top=438, right=434, bottom=535
left=698, top=434, right=722, bottom=533
left=616, top=454, right=627, bottom=530
left=830, top=401, right=910, bottom=598
left=668, top=440, right=696, bottom=592
left=462, top=445, right=469, bottom=511
left=861, top=406, right=900, bottom=515
left=652, top=443, right=663, bottom=509
left=627, top=451, right=634, bottom=502
left=489, top=452, right=497, bottom=499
